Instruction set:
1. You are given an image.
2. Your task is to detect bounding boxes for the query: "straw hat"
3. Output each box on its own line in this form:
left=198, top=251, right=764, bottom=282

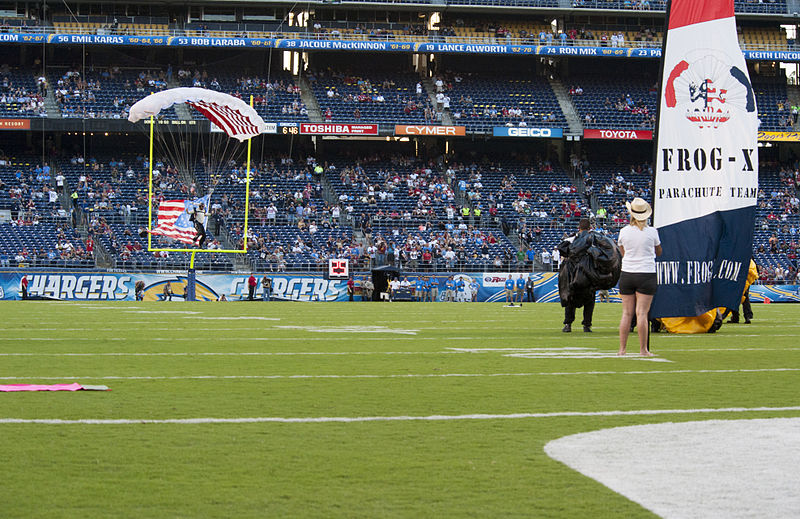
left=626, top=197, right=652, bottom=221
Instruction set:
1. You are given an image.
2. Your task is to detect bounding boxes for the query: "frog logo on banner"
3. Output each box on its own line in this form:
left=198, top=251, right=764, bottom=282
left=665, top=53, right=755, bottom=129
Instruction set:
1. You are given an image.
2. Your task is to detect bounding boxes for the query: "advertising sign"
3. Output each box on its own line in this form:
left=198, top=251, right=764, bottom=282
left=583, top=129, right=653, bottom=140
left=394, top=125, right=466, bottom=136
left=492, top=127, right=563, bottom=138
left=299, top=123, right=378, bottom=135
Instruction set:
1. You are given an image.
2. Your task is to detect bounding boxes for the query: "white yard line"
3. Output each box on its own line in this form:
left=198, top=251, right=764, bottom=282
left=3, top=406, right=800, bottom=425
left=2, top=367, right=798, bottom=381
left=182, top=317, right=281, bottom=321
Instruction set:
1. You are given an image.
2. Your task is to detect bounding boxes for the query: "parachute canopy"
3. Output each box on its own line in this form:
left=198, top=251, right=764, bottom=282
left=128, top=87, right=267, bottom=142
left=558, top=231, right=622, bottom=308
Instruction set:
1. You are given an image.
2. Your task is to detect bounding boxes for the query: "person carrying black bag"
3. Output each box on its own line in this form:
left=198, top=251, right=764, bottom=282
left=558, top=218, right=622, bottom=333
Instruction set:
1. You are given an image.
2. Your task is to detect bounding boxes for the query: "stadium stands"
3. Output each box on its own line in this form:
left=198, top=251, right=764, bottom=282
left=753, top=77, right=792, bottom=131
left=310, top=69, right=431, bottom=124
left=177, top=69, right=308, bottom=122
left=0, top=65, right=45, bottom=118
left=445, top=72, right=566, bottom=131
left=53, top=67, right=170, bottom=120
left=1, top=1, right=798, bottom=282
left=568, top=74, right=657, bottom=130
left=93, top=223, right=233, bottom=270
left=0, top=222, right=93, bottom=268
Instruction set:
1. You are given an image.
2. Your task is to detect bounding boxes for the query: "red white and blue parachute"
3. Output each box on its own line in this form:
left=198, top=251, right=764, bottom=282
left=128, top=87, right=267, bottom=142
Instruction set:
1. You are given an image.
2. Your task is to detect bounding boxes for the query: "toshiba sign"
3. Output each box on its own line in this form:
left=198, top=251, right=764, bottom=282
left=583, top=129, right=653, bottom=140
left=395, top=125, right=466, bottom=136
left=300, top=123, right=378, bottom=135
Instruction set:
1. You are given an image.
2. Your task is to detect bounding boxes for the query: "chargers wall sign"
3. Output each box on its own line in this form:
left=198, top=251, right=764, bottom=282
left=664, top=52, right=755, bottom=129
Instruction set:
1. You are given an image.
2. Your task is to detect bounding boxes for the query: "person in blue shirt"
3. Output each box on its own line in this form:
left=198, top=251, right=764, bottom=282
left=470, top=278, right=480, bottom=302
left=432, top=276, right=441, bottom=302
left=415, top=277, right=424, bottom=302
left=526, top=248, right=536, bottom=267
left=445, top=276, right=455, bottom=302
left=504, top=274, right=515, bottom=305
left=423, top=276, right=432, bottom=302
left=515, top=274, right=526, bottom=305
left=455, top=277, right=466, bottom=302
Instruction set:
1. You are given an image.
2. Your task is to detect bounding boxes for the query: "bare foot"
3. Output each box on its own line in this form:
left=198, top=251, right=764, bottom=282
left=640, top=350, right=654, bottom=357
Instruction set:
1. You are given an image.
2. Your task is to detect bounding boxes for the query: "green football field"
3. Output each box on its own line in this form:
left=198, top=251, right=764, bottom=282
left=1, top=300, right=798, bottom=518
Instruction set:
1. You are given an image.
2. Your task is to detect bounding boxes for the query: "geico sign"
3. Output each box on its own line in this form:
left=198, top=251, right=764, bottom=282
left=508, top=127, right=552, bottom=137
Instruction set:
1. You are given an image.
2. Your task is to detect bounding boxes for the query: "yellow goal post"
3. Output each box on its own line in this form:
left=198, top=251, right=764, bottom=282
left=145, top=97, right=255, bottom=269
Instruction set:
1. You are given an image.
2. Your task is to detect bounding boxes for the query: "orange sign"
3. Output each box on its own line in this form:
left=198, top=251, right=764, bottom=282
left=0, top=119, right=30, bottom=130
left=395, top=125, right=466, bottom=136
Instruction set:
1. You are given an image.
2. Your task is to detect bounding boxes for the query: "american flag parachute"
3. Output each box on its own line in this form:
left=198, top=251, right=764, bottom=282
left=128, top=87, right=267, bottom=141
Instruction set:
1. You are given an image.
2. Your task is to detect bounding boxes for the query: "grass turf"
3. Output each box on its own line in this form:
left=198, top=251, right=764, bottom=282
left=1, top=300, right=798, bottom=518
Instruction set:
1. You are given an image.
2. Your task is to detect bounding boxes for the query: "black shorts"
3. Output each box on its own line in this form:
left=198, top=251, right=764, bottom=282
left=619, top=272, right=658, bottom=295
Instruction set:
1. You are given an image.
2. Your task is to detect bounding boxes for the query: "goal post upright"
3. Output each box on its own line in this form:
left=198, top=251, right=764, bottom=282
left=147, top=115, right=154, bottom=252
left=243, top=95, right=254, bottom=254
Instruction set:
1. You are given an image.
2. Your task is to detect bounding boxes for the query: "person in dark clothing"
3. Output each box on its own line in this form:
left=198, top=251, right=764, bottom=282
left=525, top=274, right=536, bottom=303
left=162, top=281, right=173, bottom=301
left=261, top=276, right=272, bottom=302
left=559, top=219, right=597, bottom=333
left=563, top=296, right=595, bottom=332
left=190, top=203, right=208, bottom=248
left=727, top=288, right=753, bottom=324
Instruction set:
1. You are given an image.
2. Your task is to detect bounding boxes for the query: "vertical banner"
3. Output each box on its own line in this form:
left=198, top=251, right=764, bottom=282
left=651, top=0, right=758, bottom=318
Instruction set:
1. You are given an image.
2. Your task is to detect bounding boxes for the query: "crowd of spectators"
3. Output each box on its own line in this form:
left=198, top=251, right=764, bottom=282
left=55, top=67, right=167, bottom=119
left=0, top=64, right=46, bottom=117
left=2, top=143, right=798, bottom=278
left=1, top=160, right=69, bottom=222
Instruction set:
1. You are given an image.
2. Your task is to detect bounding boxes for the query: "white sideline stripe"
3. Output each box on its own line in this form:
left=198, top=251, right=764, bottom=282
left=2, top=367, right=798, bottom=381
left=4, top=328, right=291, bottom=332
left=0, top=351, right=466, bottom=356
left=3, top=406, right=800, bottom=425
left=0, top=337, right=483, bottom=342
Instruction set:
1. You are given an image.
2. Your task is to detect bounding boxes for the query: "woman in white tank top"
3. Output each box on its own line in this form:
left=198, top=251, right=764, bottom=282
left=616, top=198, right=662, bottom=356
